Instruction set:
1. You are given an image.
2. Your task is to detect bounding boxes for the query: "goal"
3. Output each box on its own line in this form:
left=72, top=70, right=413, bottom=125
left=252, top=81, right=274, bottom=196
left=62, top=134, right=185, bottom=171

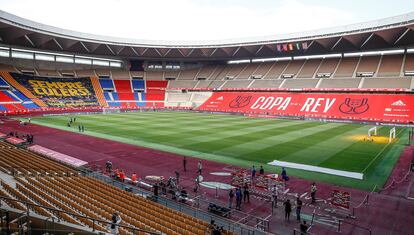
left=367, top=127, right=377, bottom=140
left=102, top=107, right=121, bottom=114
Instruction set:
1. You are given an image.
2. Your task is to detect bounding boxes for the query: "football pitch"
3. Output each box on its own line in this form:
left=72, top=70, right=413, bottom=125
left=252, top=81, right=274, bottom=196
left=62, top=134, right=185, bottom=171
left=28, top=111, right=409, bottom=190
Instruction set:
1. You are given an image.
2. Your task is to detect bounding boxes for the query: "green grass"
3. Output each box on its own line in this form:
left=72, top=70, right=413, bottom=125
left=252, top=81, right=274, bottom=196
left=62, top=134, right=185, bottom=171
left=26, top=112, right=409, bottom=191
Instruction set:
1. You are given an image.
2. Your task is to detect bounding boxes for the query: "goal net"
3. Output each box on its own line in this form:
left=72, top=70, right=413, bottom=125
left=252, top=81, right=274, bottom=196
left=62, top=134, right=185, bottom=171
left=389, top=127, right=396, bottom=143
left=367, top=127, right=377, bottom=140
left=102, top=107, right=121, bottom=114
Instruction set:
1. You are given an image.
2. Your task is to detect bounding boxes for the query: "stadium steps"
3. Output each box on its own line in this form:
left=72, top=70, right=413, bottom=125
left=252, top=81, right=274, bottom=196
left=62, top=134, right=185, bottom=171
left=90, top=76, right=108, bottom=107
left=0, top=71, right=47, bottom=108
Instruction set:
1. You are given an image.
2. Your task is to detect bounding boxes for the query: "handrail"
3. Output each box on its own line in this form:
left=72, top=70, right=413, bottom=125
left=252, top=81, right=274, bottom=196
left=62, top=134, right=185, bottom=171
left=0, top=196, right=160, bottom=235
left=293, top=228, right=315, bottom=235
left=86, top=171, right=269, bottom=233
left=337, top=219, right=372, bottom=235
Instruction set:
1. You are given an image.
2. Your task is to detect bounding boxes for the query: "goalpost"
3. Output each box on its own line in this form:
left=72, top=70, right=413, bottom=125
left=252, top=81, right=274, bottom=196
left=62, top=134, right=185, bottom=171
left=389, top=127, right=396, bottom=143
left=102, top=107, right=121, bottom=114
left=367, top=127, right=377, bottom=140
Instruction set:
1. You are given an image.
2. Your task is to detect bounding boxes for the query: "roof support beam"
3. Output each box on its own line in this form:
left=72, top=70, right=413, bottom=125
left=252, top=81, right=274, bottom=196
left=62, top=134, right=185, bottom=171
left=331, top=37, right=342, bottom=50
left=255, top=45, right=264, bottom=55
left=105, top=45, right=115, bottom=55
left=154, top=48, right=163, bottom=57
left=52, top=38, right=63, bottom=50
left=130, top=47, right=140, bottom=56
left=80, top=42, right=90, bottom=53
left=232, top=47, right=241, bottom=57
left=24, top=35, right=35, bottom=47
left=307, top=40, right=315, bottom=50
left=394, top=28, right=410, bottom=45
left=360, top=33, right=374, bottom=48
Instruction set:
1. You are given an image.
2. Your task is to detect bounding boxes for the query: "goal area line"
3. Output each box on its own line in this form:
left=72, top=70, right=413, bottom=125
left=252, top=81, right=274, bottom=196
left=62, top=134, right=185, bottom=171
left=268, top=160, right=363, bottom=180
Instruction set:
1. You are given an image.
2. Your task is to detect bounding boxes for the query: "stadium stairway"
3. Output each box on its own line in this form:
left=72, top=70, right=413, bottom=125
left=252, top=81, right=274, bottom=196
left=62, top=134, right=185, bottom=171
left=0, top=71, right=47, bottom=108
left=90, top=76, right=108, bottom=107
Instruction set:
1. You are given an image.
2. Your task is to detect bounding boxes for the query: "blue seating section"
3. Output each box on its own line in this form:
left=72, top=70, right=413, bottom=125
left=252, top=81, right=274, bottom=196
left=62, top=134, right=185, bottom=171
left=108, top=102, right=121, bottom=107
left=11, top=90, right=31, bottom=102
left=100, top=80, right=151, bottom=108
left=22, top=103, right=39, bottom=109
left=0, top=77, right=9, bottom=87
left=99, top=79, right=115, bottom=90
left=0, top=104, right=7, bottom=111
left=103, top=92, right=112, bottom=101
left=112, top=92, right=119, bottom=101
left=132, top=80, right=145, bottom=91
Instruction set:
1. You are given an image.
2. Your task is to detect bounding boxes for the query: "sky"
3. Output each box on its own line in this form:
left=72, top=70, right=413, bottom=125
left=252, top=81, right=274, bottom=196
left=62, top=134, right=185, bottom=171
left=1, top=0, right=413, bottom=41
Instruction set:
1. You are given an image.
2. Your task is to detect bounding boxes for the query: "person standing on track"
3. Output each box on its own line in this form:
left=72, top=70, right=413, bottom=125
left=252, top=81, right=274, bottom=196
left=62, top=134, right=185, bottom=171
left=228, top=189, right=234, bottom=208
left=197, top=160, right=202, bottom=175
left=284, top=199, right=292, bottom=222
left=296, top=197, right=303, bottom=221
left=311, top=182, right=317, bottom=203
left=175, top=171, right=180, bottom=185
left=271, top=185, right=278, bottom=208
left=183, top=157, right=187, bottom=172
left=259, top=165, right=264, bottom=175
left=251, top=165, right=256, bottom=182
left=243, top=183, right=250, bottom=203
left=235, top=187, right=242, bottom=210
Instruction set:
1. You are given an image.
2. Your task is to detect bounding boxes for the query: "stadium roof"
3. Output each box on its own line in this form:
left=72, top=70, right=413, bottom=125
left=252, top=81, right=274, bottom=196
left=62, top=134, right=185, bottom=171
left=1, top=9, right=414, bottom=60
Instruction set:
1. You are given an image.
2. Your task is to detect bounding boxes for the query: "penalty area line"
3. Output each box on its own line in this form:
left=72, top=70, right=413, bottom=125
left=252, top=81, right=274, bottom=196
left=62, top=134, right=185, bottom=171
left=361, top=129, right=403, bottom=174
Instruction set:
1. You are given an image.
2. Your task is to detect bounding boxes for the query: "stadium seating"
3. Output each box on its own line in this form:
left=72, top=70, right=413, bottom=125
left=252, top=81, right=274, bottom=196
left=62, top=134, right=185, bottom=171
left=164, top=70, right=180, bottom=80
left=145, top=71, right=164, bottom=80
left=0, top=141, right=76, bottom=175
left=355, top=56, right=381, bottom=75
left=236, top=63, right=260, bottom=79
left=0, top=140, right=226, bottom=235
left=281, top=78, right=319, bottom=89
left=177, top=68, right=200, bottom=80
left=297, top=59, right=322, bottom=78
left=249, top=79, right=283, bottom=89
left=315, top=58, right=340, bottom=76
left=264, top=61, right=289, bottom=79
left=282, top=60, right=305, bottom=78
left=361, top=77, right=412, bottom=89
left=403, top=53, right=414, bottom=73
left=168, top=80, right=198, bottom=89
left=1, top=52, right=414, bottom=114
left=194, top=80, right=225, bottom=89
left=196, top=65, right=219, bottom=80
left=377, top=54, right=403, bottom=77
left=318, top=78, right=362, bottom=88
left=111, top=70, right=131, bottom=79
left=334, top=57, right=359, bottom=77
left=221, top=80, right=253, bottom=89
left=252, top=62, right=274, bottom=78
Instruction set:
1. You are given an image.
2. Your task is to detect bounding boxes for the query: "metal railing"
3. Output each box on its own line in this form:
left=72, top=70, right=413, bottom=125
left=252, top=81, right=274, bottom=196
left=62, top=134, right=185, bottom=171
left=85, top=170, right=269, bottom=234
left=0, top=196, right=160, bottom=235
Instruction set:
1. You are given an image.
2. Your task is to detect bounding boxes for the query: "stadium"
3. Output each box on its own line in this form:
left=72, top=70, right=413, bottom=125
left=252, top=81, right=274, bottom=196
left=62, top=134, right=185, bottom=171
left=0, top=1, right=413, bottom=234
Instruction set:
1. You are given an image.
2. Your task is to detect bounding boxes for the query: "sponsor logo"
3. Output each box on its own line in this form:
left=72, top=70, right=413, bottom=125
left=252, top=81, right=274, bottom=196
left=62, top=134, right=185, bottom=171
left=391, top=100, right=406, bottom=106
left=339, top=98, right=369, bottom=114
left=229, top=96, right=252, bottom=108
left=216, top=96, right=224, bottom=101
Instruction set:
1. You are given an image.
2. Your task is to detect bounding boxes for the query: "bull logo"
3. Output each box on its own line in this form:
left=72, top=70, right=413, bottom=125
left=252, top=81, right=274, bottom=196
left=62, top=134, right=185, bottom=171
left=229, top=96, right=252, bottom=108
left=339, top=98, right=369, bottom=114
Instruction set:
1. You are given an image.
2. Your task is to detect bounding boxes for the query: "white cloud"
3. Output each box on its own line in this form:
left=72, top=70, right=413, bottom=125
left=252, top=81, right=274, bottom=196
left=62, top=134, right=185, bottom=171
left=1, top=0, right=357, bottom=41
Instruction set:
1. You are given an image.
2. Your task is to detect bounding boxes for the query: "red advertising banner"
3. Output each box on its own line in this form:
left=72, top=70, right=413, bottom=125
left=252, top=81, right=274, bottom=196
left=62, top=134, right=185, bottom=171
left=197, top=92, right=414, bottom=123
